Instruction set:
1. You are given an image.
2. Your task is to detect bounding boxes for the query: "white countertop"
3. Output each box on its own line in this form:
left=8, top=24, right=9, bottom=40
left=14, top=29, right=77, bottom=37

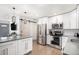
left=63, top=39, right=79, bottom=55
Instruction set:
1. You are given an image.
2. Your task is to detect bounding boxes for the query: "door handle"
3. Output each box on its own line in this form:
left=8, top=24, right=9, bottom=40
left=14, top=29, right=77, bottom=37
left=6, top=48, right=8, bottom=55
left=3, top=48, right=8, bottom=55
left=25, top=42, right=28, bottom=49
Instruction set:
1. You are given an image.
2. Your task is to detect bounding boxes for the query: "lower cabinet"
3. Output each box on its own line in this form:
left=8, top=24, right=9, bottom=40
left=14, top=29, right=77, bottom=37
left=0, top=38, right=32, bottom=55
left=47, top=35, right=53, bottom=44
left=0, top=47, right=8, bottom=55
left=17, top=39, right=26, bottom=55
left=7, top=42, right=17, bottom=55
left=62, top=37, right=68, bottom=50
left=26, top=38, right=32, bottom=52
left=0, top=41, right=17, bottom=55
left=17, top=38, right=32, bottom=55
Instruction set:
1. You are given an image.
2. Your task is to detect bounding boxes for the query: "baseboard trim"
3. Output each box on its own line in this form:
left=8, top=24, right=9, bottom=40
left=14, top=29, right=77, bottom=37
left=24, top=51, right=32, bottom=55
left=63, top=53, right=69, bottom=55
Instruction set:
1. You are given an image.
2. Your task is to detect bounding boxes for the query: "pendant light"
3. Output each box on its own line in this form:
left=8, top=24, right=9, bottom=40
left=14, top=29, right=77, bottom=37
left=12, top=7, right=16, bottom=23
left=11, top=6, right=17, bottom=31
left=24, top=11, right=27, bottom=24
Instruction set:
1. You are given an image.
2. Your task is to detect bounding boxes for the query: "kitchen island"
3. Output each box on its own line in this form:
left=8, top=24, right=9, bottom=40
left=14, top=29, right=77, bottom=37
left=63, top=36, right=79, bottom=55
left=0, top=36, right=32, bottom=55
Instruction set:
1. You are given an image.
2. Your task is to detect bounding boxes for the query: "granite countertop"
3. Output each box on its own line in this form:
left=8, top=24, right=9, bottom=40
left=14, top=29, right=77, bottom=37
left=0, top=36, right=32, bottom=43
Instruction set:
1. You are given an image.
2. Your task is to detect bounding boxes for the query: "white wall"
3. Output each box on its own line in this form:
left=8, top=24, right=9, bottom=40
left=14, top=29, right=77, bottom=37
left=30, top=22, right=37, bottom=40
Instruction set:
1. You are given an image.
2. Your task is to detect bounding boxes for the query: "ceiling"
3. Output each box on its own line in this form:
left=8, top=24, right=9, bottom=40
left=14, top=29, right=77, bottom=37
left=0, top=4, right=77, bottom=19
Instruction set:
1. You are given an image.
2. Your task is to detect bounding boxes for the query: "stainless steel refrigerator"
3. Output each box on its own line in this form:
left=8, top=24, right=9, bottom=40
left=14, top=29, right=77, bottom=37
left=37, top=24, right=47, bottom=46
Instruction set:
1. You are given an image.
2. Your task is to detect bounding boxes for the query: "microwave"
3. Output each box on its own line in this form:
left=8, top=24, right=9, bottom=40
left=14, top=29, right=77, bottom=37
left=52, top=23, right=63, bottom=29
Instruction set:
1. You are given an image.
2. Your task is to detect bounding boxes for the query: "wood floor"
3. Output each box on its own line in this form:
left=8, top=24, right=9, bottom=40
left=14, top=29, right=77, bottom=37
left=31, top=41, right=62, bottom=55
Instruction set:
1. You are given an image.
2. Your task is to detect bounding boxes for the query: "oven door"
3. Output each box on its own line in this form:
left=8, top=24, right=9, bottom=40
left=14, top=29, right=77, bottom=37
left=51, top=36, right=60, bottom=45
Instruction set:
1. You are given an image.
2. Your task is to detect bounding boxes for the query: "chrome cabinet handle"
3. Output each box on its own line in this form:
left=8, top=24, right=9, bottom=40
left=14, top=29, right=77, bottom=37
left=6, top=48, right=8, bottom=55
left=3, top=49, right=5, bottom=55
left=2, top=48, right=8, bottom=55
left=25, top=42, right=28, bottom=49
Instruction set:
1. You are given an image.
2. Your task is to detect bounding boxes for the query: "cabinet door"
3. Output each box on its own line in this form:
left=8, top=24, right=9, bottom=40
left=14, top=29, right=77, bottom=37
left=47, top=35, right=53, bottom=44
left=24, top=40, right=28, bottom=54
left=27, top=38, right=32, bottom=51
left=63, top=13, right=71, bottom=29
left=0, top=42, right=17, bottom=55
left=77, top=7, right=79, bottom=29
left=62, top=37, right=68, bottom=49
left=17, top=40, right=25, bottom=55
left=8, top=42, right=17, bottom=55
left=49, top=17, right=57, bottom=24
left=70, top=10, right=77, bottom=29
left=24, top=38, right=32, bottom=54
left=57, top=15, right=63, bottom=24
left=0, top=48, right=3, bottom=55
left=17, top=38, right=32, bottom=55
left=0, top=46, right=8, bottom=55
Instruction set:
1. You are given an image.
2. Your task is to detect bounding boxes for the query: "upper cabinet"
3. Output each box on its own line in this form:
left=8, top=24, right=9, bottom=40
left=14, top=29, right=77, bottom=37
left=70, top=10, right=77, bottom=29
left=76, top=6, right=79, bottom=29
left=48, top=8, right=79, bottom=30
left=56, top=15, right=63, bottom=24
left=49, top=15, right=63, bottom=24
left=63, top=9, right=79, bottom=29
left=63, top=13, right=71, bottom=29
left=47, top=15, right=63, bottom=31
left=49, top=17, right=57, bottom=24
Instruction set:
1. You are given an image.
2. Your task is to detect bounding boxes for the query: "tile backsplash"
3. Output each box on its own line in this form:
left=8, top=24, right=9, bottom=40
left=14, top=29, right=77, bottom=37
left=64, top=29, right=79, bottom=36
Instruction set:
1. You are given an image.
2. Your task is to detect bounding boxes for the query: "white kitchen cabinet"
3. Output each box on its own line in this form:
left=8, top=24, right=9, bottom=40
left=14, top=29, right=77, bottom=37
left=16, top=40, right=25, bottom=55
left=56, top=15, right=63, bottom=24
left=0, top=38, right=32, bottom=55
left=62, top=37, right=68, bottom=50
left=47, top=15, right=63, bottom=34
left=27, top=38, right=32, bottom=52
left=76, top=6, right=79, bottom=29
left=0, top=41, right=16, bottom=55
left=49, top=15, right=63, bottom=24
left=47, top=35, right=53, bottom=44
left=17, top=38, right=32, bottom=55
left=0, top=46, right=8, bottom=55
left=63, top=13, right=71, bottom=29
left=70, top=10, right=77, bottom=29
left=47, top=20, right=52, bottom=35
left=49, top=17, right=57, bottom=24
left=63, top=10, right=78, bottom=29
left=7, top=42, right=17, bottom=55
